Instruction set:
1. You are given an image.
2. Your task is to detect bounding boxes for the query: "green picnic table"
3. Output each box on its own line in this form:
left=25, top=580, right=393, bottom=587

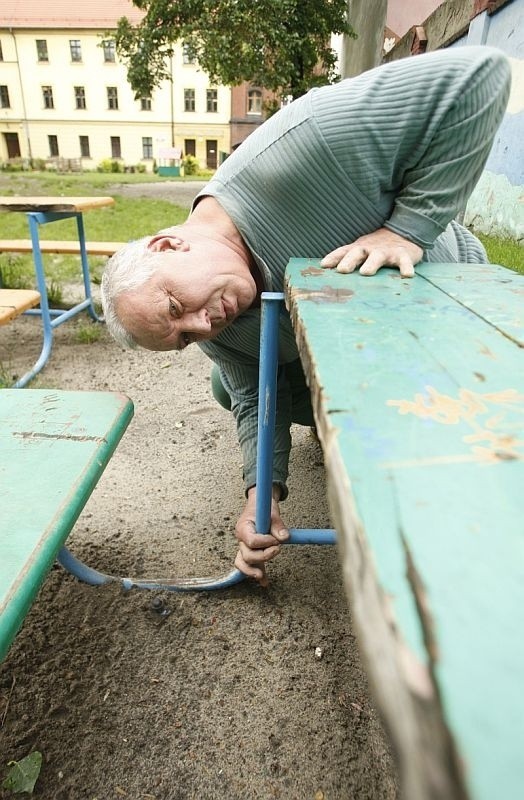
left=284, top=259, right=523, bottom=800
left=0, top=390, right=134, bottom=663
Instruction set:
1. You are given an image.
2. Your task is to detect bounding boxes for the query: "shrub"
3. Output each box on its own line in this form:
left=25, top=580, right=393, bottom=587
left=97, top=158, right=124, bottom=173
left=182, top=155, right=199, bottom=176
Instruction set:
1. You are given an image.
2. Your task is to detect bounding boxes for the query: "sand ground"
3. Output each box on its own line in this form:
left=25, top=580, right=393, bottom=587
left=0, top=180, right=399, bottom=800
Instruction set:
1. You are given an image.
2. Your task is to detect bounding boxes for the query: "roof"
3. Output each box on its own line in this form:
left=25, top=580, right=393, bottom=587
left=1, top=0, right=145, bottom=30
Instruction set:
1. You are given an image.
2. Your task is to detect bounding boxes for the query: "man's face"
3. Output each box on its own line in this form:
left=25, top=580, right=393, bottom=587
left=115, top=232, right=256, bottom=351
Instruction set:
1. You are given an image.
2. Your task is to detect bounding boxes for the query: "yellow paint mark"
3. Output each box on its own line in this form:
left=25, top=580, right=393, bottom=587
left=387, top=387, right=524, bottom=463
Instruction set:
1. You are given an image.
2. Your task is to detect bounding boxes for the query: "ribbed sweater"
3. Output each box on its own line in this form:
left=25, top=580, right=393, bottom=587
left=194, top=46, right=511, bottom=495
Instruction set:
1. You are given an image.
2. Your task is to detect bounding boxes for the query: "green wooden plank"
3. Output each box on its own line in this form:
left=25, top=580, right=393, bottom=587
left=285, top=259, right=524, bottom=800
left=421, top=263, right=523, bottom=346
left=0, top=389, right=134, bottom=662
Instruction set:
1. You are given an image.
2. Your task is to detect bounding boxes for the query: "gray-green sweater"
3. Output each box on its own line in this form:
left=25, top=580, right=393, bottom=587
left=194, top=46, right=511, bottom=496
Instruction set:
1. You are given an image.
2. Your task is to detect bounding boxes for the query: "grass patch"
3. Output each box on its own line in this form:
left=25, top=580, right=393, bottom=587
left=475, top=232, right=524, bottom=274
left=0, top=360, right=14, bottom=388
left=74, top=322, right=104, bottom=344
left=0, top=195, right=188, bottom=242
left=0, top=172, right=188, bottom=289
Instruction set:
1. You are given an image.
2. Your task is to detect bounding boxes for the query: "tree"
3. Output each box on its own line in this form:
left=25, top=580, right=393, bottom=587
left=114, top=0, right=355, bottom=102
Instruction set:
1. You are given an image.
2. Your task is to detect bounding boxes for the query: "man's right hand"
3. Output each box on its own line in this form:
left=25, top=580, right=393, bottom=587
left=234, top=486, right=289, bottom=587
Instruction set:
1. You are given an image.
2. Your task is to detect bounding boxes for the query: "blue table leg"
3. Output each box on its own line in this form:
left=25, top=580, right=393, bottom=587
left=255, top=292, right=284, bottom=534
left=57, top=292, right=335, bottom=591
left=14, top=210, right=102, bottom=386
left=255, top=292, right=336, bottom=543
left=13, top=214, right=54, bottom=387
left=76, top=212, right=102, bottom=322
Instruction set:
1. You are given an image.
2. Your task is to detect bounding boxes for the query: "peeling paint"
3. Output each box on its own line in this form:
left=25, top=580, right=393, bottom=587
left=386, top=386, right=524, bottom=463
left=300, top=265, right=325, bottom=277
left=13, top=431, right=105, bottom=443
left=292, top=285, right=354, bottom=304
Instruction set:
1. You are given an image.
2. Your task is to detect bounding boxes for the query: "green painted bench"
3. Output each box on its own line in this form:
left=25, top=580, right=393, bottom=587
left=0, top=389, right=134, bottom=662
left=284, top=260, right=523, bottom=800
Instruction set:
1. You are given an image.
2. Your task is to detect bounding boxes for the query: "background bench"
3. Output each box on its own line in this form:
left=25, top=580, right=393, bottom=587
left=0, top=389, right=134, bottom=663
left=0, top=239, right=125, bottom=257
left=285, top=259, right=523, bottom=800
left=0, top=232, right=125, bottom=386
left=0, top=288, right=41, bottom=325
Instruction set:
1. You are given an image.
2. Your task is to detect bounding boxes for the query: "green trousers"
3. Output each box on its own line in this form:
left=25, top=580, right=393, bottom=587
left=211, top=359, right=315, bottom=427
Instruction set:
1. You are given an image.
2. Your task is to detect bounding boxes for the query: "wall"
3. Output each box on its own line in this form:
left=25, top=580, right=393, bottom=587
left=460, top=3, right=524, bottom=239
left=385, top=0, right=523, bottom=242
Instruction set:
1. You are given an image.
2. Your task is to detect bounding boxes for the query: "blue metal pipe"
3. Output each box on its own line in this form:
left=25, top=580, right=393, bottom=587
left=255, top=292, right=285, bottom=534
left=57, top=526, right=336, bottom=592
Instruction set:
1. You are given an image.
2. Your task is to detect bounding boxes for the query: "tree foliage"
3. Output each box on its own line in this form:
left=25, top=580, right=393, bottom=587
left=114, top=0, right=355, bottom=101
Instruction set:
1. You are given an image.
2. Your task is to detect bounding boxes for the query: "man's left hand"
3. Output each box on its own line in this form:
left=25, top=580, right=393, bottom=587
left=320, top=228, right=423, bottom=278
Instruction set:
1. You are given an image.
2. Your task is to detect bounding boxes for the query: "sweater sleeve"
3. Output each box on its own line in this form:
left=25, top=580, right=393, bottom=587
left=386, top=48, right=511, bottom=246
left=312, top=46, right=511, bottom=248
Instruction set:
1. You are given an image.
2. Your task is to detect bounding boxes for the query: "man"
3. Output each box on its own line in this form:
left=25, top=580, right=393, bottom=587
left=102, top=46, right=510, bottom=586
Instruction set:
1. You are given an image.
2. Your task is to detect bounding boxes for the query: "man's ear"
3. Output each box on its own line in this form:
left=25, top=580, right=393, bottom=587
left=148, top=233, right=190, bottom=252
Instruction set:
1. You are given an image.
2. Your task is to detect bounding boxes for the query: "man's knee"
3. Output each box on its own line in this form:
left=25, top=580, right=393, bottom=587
left=211, top=365, right=231, bottom=411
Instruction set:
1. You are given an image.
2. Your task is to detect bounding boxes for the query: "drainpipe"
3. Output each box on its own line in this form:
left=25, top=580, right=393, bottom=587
left=169, top=53, right=175, bottom=147
left=10, top=27, right=33, bottom=163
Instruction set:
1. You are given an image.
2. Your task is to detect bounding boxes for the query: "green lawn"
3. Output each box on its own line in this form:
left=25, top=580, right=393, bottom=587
left=0, top=173, right=190, bottom=288
left=477, top=233, right=524, bottom=275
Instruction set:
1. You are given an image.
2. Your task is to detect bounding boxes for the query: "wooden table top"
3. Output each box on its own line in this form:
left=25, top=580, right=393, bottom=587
left=0, top=196, right=115, bottom=213
left=285, top=259, right=524, bottom=800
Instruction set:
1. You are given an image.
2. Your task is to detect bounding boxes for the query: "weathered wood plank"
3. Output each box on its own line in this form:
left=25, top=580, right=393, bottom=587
left=285, top=259, right=524, bottom=800
left=0, top=289, right=40, bottom=324
left=0, top=196, right=114, bottom=213
left=0, top=239, right=125, bottom=256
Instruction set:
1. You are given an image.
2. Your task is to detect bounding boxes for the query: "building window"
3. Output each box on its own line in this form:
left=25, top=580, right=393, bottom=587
left=74, top=86, right=86, bottom=110
left=184, top=88, right=195, bottom=112
left=69, top=40, right=82, bottom=62
left=247, top=88, right=262, bottom=115
left=36, top=40, right=49, bottom=62
left=42, top=86, right=54, bottom=109
left=182, top=43, right=196, bottom=64
left=48, top=135, right=59, bottom=157
left=142, top=137, right=153, bottom=159
left=140, top=96, right=152, bottom=111
left=206, top=88, right=218, bottom=113
left=79, top=136, right=90, bottom=158
left=102, top=40, right=116, bottom=63
left=0, top=85, right=10, bottom=109
left=107, top=87, right=119, bottom=110
left=110, top=136, right=121, bottom=159
left=184, top=139, right=196, bottom=157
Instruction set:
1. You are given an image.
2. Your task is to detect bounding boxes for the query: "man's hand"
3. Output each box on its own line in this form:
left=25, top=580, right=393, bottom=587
left=234, top=486, right=289, bottom=587
left=321, top=228, right=423, bottom=278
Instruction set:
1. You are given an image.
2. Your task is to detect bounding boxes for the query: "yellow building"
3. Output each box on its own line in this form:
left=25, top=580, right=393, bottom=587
left=0, top=1, right=231, bottom=170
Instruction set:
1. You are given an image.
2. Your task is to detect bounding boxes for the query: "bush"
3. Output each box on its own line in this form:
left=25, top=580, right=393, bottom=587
left=182, top=155, right=199, bottom=176
left=1, top=158, right=28, bottom=172
left=97, top=158, right=124, bottom=173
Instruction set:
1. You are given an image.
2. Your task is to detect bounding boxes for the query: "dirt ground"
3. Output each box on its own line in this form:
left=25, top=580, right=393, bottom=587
left=0, top=181, right=399, bottom=800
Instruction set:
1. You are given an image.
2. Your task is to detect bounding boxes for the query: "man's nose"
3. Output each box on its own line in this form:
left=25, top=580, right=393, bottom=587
left=186, top=308, right=211, bottom=332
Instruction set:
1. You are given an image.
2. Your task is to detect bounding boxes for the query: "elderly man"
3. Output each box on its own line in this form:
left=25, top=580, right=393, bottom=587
left=102, top=46, right=510, bottom=586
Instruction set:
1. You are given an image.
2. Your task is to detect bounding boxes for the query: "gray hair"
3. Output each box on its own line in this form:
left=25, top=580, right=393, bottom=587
left=101, top=236, right=167, bottom=348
